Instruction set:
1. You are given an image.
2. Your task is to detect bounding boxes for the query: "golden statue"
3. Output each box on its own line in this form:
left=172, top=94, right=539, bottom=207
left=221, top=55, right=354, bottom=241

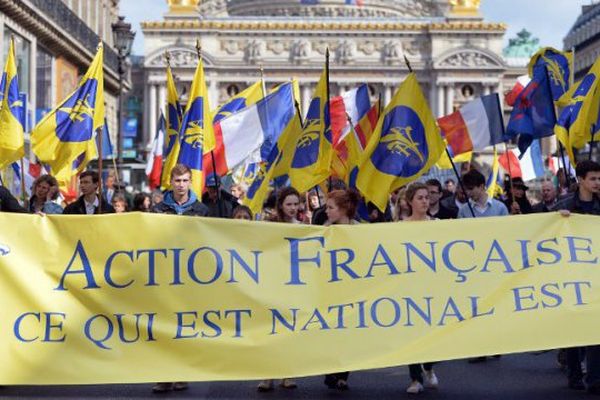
left=449, top=0, right=481, bottom=16
left=167, top=0, right=201, bottom=12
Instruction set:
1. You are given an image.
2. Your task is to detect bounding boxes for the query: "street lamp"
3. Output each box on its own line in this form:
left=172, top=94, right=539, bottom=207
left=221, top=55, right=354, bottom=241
left=112, top=15, right=135, bottom=169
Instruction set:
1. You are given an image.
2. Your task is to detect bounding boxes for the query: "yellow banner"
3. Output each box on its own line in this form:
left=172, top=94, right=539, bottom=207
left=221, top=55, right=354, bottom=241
left=0, top=213, right=599, bottom=384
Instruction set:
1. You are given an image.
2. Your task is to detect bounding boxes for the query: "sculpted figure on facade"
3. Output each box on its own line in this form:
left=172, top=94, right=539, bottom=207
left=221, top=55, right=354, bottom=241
left=245, top=40, right=265, bottom=64
left=382, top=40, right=403, bottom=64
left=337, top=40, right=355, bottom=64
left=441, top=51, right=496, bottom=68
left=291, top=39, right=310, bottom=64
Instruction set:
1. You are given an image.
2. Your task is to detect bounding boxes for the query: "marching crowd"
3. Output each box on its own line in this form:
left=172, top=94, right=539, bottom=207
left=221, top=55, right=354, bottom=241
left=0, top=159, right=599, bottom=395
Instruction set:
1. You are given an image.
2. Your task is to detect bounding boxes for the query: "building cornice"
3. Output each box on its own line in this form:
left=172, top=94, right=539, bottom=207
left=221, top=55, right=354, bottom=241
left=141, top=20, right=506, bottom=33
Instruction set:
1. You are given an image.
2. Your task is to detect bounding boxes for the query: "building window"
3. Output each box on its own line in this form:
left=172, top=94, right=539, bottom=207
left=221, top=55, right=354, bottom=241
left=36, top=46, right=53, bottom=123
left=3, top=28, right=31, bottom=98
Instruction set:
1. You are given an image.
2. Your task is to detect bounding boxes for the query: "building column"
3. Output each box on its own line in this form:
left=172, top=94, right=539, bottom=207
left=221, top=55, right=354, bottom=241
left=158, top=84, right=166, bottom=118
left=483, top=85, right=491, bottom=96
left=437, top=83, right=445, bottom=117
left=383, top=84, right=392, bottom=107
left=301, top=84, right=311, bottom=117
left=209, top=77, right=218, bottom=107
left=446, top=84, right=455, bottom=114
left=149, top=84, right=157, bottom=139
left=429, top=82, right=436, bottom=116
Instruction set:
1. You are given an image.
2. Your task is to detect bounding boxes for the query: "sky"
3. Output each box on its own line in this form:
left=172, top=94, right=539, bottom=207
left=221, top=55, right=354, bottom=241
left=119, top=0, right=593, bottom=56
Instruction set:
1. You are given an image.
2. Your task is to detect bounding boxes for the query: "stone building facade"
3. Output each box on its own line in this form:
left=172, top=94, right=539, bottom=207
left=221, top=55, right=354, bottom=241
left=141, top=0, right=524, bottom=149
left=0, top=0, right=126, bottom=155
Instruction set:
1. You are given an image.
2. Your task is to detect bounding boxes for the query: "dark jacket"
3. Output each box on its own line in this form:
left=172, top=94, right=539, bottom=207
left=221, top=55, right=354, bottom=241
left=441, top=194, right=465, bottom=216
left=63, top=195, right=115, bottom=214
left=503, top=195, right=533, bottom=214
left=532, top=200, right=558, bottom=213
left=153, top=190, right=208, bottom=216
left=0, top=186, right=27, bottom=213
left=553, top=190, right=600, bottom=215
left=202, top=190, right=236, bottom=218
left=430, top=202, right=458, bottom=219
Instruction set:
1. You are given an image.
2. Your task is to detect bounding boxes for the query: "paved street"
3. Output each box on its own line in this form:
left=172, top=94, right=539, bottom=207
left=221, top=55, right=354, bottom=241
left=0, top=351, right=594, bottom=399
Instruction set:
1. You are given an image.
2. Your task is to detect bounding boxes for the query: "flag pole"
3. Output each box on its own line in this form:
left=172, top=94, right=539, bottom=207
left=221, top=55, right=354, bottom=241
left=97, top=127, right=104, bottom=214
left=325, top=47, right=333, bottom=191
left=404, top=55, right=474, bottom=216
left=544, top=65, right=571, bottom=185
left=19, top=158, right=27, bottom=207
left=197, top=39, right=222, bottom=217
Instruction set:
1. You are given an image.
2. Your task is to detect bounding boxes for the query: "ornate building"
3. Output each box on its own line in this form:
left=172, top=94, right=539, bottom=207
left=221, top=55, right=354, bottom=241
left=141, top=0, right=519, bottom=149
left=0, top=0, right=126, bottom=153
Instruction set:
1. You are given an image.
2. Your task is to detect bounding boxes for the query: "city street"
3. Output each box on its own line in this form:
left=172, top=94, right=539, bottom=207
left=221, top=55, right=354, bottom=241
left=0, top=351, right=592, bottom=399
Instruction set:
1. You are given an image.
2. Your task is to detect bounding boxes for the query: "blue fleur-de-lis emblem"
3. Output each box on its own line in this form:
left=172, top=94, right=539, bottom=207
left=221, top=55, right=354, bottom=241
left=296, top=119, right=320, bottom=149
left=371, top=105, right=429, bottom=177
left=58, top=94, right=94, bottom=123
left=182, top=120, right=204, bottom=149
left=380, top=126, right=424, bottom=163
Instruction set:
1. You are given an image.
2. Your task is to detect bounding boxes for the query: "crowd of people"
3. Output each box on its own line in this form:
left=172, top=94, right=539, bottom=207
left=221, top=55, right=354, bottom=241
left=0, top=159, right=599, bottom=395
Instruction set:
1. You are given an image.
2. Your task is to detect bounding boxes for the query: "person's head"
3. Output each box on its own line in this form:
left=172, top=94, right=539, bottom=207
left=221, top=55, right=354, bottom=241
left=509, top=177, right=529, bottom=199
left=276, top=187, right=300, bottom=222
left=393, top=187, right=409, bottom=221
left=425, top=179, right=443, bottom=207
left=445, top=179, right=456, bottom=193
left=540, top=180, right=557, bottom=203
left=405, top=182, right=430, bottom=218
left=230, top=184, right=246, bottom=200
left=232, top=205, right=253, bottom=221
left=326, top=189, right=360, bottom=224
left=33, top=175, right=58, bottom=201
left=111, top=193, right=128, bottom=213
left=308, top=190, right=323, bottom=211
left=79, top=171, right=99, bottom=197
left=133, top=192, right=152, bottom=212
left=462, top=169, right=486, bottom=202
left=576, top=160, right=600, bottom=195
left=205, top=173, right=220, bottom=201
left=105, top=170, right=116, bottom=189
left=151, top=190, right=164, bottom=206
left=170, top=164, right=192, bottom=199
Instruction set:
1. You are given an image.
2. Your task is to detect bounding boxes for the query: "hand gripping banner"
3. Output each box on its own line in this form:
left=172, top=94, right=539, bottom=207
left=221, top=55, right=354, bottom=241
left=0, top=213, right=599, bottom=384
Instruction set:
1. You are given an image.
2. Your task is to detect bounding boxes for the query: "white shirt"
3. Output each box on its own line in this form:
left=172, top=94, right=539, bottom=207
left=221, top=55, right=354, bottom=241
left=84, top=196, right=99, bottom=215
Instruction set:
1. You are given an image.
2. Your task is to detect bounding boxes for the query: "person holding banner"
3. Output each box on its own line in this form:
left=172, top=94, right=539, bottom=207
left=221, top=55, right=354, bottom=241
left=0, top=185, right=26, bottom=213
left=401, top=182, right=439, bottom=394
left=321, top=188, right=361, bottom=391
left=257, top=187, right=303, bottom=392
left=152, top=164, right=208, bottom=217
left=151, top=163, right=208, bottom=393
left=28, top=175, right=63, bottom=214
left=63, top=171, right=114, bottom=215
left=457, top=169, right=508, bottom=219
left=555, top=160, right=600, bottom=393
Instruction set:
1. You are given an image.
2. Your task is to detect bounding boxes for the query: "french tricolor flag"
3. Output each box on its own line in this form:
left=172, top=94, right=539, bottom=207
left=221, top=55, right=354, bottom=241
left=498, top=139, right=545, bottom=181
left=437, top=93, right=504, bottom=155
left=330, top=84, right=371, bottom=146
left=145, top=113, right=165, bottom=190
left=205, top=82, right=295, bottom=176
left=505, top=75, right=531, bottom=107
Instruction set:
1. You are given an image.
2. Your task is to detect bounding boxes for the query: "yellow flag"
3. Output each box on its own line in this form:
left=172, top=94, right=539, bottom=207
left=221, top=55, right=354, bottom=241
left=0, top=37, right=25, bottom=169
left=356, top=73, right=444, bottom=211
left=555, top=56, right=600, bottom=154
left=160, top=63, right=183, bottom=190
left=288, top=64, right=332, bottom=193
left=177, top=56, right=214, bottom=196
left=212, top=81, right=263, bottom=123
left=32, top=45, right=104, bottom=180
